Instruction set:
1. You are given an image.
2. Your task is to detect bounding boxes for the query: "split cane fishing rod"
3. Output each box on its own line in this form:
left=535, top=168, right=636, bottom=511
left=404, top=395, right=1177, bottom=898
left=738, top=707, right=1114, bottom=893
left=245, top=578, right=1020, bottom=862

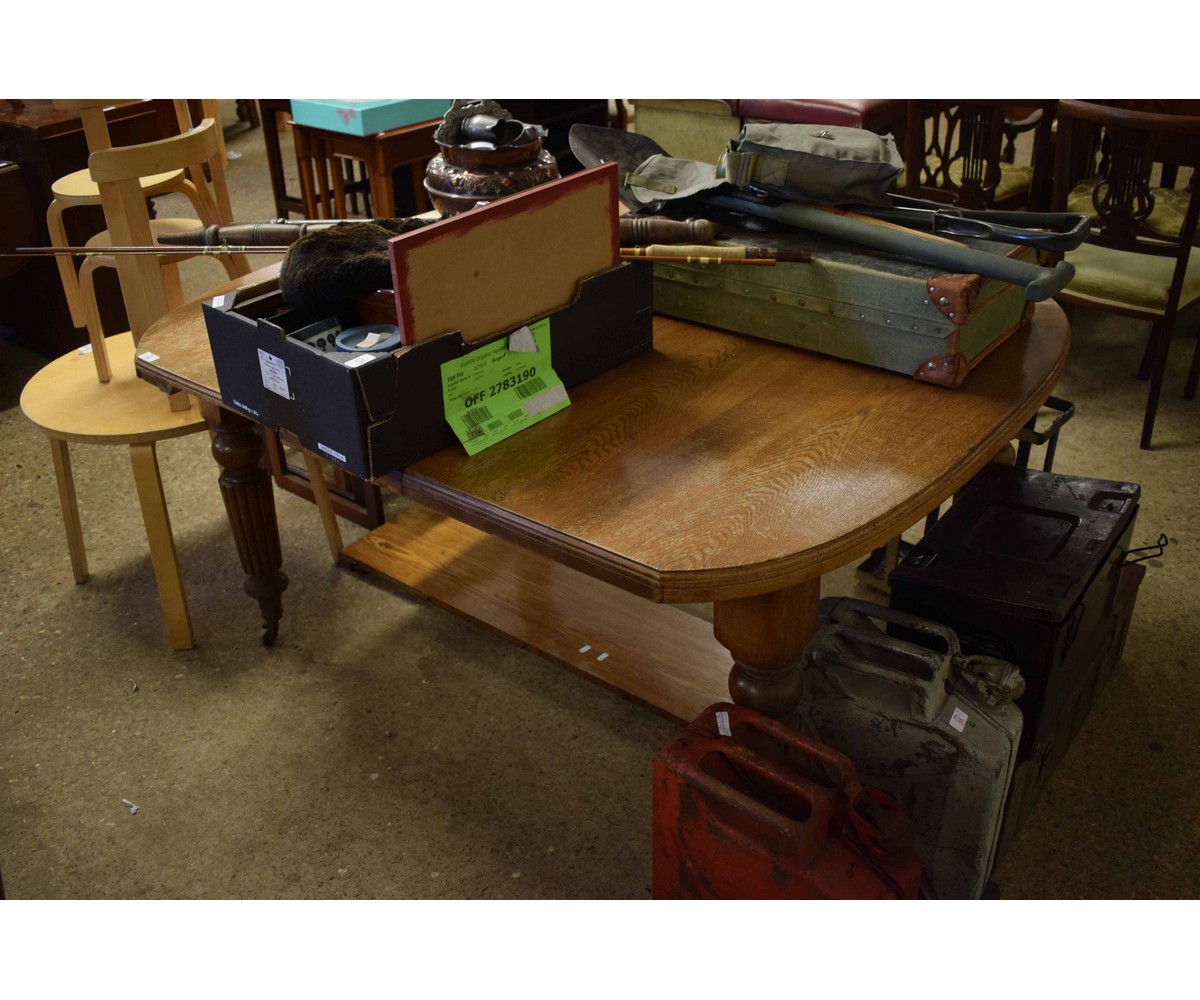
left=147, top=214, right=728, bottom=249
left=9, top=244, right=291, bottom=256
left=7, top=239, right=790, bottom=267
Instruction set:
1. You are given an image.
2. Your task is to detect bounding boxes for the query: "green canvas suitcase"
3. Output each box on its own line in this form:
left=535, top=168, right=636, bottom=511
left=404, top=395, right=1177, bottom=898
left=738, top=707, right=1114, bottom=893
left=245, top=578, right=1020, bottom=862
left=651, top=228, right=1036, bottom=388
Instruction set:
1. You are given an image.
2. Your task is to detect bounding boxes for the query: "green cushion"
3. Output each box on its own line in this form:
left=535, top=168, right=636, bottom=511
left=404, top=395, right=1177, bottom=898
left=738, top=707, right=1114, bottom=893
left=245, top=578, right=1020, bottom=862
left=897, top=157, right=1032, bottom=202
left=1067, top=180, right=1192, bottom=240
left=1064, top=240, right=1200, bottom=314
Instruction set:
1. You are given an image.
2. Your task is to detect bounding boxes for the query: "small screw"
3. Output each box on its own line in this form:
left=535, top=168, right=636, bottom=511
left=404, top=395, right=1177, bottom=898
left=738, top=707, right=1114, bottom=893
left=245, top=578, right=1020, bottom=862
left=120, top=799, right=139, bottom=815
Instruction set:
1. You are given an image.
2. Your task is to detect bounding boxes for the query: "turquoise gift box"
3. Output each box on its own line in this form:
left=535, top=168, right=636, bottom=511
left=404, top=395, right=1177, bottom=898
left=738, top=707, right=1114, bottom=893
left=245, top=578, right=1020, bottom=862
left=289, top=99, right=451, bottom=136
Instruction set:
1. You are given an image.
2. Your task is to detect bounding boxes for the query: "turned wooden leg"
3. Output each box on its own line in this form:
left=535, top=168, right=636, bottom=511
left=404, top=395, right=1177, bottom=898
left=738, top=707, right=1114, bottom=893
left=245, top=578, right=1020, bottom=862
left=712, top=578, right=821, bottom=717
left=203, top=401, right=288, bottom=645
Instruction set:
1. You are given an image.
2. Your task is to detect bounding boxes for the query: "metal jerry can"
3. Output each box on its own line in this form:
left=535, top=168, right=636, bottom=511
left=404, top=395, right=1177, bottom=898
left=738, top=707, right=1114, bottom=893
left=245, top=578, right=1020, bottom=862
left=652, top=702, right=922, bottom=899
left=799, top=598, right=1025, bottom=899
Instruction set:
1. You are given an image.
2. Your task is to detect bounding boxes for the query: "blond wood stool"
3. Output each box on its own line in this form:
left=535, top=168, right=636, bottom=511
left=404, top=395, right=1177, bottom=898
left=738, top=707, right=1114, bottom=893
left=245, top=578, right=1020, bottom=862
left=20, top=333, right=209, bottom=650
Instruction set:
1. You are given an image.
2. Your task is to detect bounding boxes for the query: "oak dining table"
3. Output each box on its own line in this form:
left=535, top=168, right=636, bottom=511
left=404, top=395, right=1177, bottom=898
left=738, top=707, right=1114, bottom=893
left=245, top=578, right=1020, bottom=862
left=135, top=264, right=1069, bottom=722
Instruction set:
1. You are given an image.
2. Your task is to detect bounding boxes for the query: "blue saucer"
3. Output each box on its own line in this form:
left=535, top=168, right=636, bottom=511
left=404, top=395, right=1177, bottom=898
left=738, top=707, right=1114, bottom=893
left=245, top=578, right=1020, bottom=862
left=334, top=324, right=401, bottom=353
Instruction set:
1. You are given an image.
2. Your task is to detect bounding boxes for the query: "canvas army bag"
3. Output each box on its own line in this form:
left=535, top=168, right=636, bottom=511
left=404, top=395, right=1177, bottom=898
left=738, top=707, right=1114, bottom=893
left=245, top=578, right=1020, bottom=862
left=620, top=123, right=904, bottom=209
left=720, top=124, right=904, bottom=207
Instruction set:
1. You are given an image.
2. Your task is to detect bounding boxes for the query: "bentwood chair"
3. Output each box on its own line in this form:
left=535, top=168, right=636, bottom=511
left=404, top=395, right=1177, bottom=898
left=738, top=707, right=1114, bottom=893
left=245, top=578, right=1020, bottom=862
left=1050, top=100, right=1200, bottom=449
left=902, top=101, right=1057, bottom=211
left=20, top=118, right=243, bottom=650
left=46, top=100, right=245, bottom=346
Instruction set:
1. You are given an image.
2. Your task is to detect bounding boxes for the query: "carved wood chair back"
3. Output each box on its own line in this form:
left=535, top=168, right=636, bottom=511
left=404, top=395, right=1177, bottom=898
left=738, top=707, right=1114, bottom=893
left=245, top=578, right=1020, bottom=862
left=1050, top=99, right=1200, bottom=448
left=902, top=100, right=1057, bottom=211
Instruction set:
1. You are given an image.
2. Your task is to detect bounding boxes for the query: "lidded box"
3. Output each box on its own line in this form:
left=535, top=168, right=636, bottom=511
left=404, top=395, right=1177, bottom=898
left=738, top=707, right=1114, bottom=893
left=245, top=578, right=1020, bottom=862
left=888, top=465, right=1141, bottom=760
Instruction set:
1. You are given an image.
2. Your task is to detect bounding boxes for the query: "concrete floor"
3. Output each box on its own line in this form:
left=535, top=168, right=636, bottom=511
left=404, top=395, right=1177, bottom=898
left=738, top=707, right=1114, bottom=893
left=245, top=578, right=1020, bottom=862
left=1, top=103, right=1198, bottom=901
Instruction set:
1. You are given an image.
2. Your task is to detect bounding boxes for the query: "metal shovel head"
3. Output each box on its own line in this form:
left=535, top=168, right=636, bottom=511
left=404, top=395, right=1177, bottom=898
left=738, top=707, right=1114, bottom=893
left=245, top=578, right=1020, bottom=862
left=568, top=124, right=676, bottom=210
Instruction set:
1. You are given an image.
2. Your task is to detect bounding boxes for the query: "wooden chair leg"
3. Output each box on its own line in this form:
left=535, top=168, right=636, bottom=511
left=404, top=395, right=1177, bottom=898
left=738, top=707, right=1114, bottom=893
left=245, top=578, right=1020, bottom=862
left=47, top=199, right=86, bottom=329
left=1185, top=329, right=1200, bottom=400
left=49, top=437, right=88, bottom=584
left=301, top=449, right=344, bottom=562
left=129, top=441, right=195, bottom=650
left=1136, top=320, right=1162, bottom=381
left=1140, top=317, right=1174, bottom=450
left=162, top=262, right=185, bottom=310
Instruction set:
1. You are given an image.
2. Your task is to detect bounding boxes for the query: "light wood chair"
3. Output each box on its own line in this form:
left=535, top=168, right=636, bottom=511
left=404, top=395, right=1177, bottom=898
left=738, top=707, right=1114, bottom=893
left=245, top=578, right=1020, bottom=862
left=20, top=118, right=244, bottom=650
left=46, top=100, right=246, bottom=343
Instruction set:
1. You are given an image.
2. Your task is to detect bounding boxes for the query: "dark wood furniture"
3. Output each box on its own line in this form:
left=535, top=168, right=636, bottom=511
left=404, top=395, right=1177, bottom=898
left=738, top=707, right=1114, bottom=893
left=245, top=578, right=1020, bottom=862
left=255, top=98, right=306, bottom=219
left=134, top=265, right=1069, bottom=721
left=292, top=116, right=440, bottom=219
left=289, top=100, right=613, bottom=220
left=0, top=99, right=182, bottom=357
left=903, top=100, right=1057, bottom=211
left=1050, top=99, right=1200, bottom=449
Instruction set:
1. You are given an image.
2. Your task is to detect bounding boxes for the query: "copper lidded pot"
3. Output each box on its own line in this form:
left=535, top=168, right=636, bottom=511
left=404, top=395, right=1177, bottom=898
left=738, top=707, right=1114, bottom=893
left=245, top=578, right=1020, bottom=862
left=424, top=100, right=560, bottom=215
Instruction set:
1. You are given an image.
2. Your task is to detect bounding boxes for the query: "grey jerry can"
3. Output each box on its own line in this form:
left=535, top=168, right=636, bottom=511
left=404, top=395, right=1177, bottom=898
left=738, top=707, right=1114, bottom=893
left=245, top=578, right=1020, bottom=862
left=799, top=597, right=1025, bottom=899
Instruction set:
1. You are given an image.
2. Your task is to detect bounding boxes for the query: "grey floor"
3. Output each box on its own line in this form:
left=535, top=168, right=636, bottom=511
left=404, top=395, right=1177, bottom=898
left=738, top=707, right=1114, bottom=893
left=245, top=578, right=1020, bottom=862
left=1, top=103, right=1198, bottom=900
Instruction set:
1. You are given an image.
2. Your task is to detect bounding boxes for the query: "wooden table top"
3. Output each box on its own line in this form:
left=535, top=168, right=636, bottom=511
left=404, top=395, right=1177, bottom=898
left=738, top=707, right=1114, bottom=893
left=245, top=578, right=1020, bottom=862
left=138, top=267, right=1069, bottom=604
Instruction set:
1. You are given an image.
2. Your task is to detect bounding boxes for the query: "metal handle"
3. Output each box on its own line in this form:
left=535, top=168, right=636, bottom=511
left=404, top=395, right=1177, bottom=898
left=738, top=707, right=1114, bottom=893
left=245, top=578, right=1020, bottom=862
left=885, top=196, right=1093, bottom=253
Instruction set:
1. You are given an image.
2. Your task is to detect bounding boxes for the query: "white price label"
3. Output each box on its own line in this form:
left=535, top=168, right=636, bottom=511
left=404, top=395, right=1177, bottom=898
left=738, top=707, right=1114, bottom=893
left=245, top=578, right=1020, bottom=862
left=257, top=349, right=290, bottom=399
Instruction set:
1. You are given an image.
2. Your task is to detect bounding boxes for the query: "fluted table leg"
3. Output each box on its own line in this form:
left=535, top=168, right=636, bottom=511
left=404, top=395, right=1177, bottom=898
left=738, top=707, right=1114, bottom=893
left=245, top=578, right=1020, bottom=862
left=203, top=401, right=288, bottom=645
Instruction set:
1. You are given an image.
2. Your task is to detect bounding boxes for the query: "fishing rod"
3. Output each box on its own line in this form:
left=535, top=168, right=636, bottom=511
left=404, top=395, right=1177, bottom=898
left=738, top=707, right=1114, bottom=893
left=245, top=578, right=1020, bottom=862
left=6, top=243, right=789, bottom=266
left=8, top=245, right=289, bottom=256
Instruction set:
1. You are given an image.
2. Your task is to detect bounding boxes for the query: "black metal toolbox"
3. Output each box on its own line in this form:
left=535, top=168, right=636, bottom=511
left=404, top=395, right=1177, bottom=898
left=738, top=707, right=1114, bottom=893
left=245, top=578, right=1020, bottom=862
left=889, top=465, right=1141, bottom=763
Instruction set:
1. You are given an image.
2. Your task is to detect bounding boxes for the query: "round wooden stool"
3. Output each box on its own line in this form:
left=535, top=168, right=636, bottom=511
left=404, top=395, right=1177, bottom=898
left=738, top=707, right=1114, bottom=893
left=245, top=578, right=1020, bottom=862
left=20, top=333, right=208, bottom=649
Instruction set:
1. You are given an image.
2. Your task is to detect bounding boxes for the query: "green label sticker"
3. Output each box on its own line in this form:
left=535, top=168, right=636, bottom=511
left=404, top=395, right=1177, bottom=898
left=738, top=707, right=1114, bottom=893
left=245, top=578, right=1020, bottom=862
left=441, top=318, right=570, bottom=456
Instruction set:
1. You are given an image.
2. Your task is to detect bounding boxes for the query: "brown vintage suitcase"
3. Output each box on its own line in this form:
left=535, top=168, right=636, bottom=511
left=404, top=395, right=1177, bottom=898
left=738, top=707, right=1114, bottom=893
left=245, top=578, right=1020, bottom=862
left=652, top=228, right=1035, bottom=387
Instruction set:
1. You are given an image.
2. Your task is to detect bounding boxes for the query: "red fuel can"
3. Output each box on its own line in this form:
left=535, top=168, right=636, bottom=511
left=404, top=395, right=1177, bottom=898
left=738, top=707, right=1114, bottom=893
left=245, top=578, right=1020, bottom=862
left=652, top=703, right=922, bottom=899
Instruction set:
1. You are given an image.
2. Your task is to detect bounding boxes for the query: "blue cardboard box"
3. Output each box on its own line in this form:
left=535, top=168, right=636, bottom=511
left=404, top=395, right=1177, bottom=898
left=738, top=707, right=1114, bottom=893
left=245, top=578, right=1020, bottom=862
left=289, top=99, right=450, bottom=136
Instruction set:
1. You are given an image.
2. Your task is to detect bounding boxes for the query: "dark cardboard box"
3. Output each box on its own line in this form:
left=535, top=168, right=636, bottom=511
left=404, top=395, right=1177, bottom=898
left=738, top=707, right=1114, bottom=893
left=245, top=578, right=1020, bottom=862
left=203, top=261, right=653, bottom=480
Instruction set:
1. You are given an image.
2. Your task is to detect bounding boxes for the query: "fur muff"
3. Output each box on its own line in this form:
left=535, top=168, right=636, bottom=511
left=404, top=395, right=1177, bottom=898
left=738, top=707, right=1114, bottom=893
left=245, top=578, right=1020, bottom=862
left=279, top=217, right=433, bottom=310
